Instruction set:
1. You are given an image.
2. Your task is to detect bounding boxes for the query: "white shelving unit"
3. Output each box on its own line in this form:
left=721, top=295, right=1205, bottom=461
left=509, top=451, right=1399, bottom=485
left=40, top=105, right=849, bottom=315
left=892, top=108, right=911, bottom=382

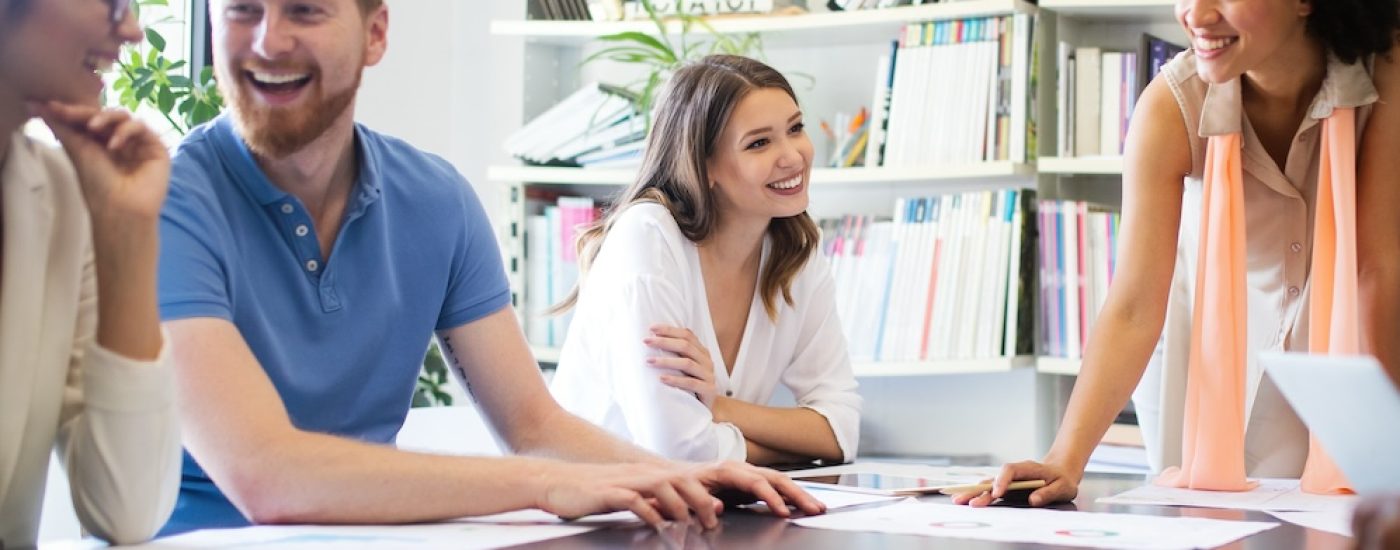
left=1038, top=156, right=1124, bottom=175
left=489, top=162, right=1036, bottom=187
left=1036, top=356, right=1082, bottom=375
left=532, top=345, right=1033, bottom=377
left=531, top=346, right=562, bottom=364
left=494, top=1, right=1179, bottom=376
left=492, top=0, right=1038, bottom=48
left=1037, top=0, right=1174, bottom=19
left=853, top=356, right=1035, bottom=377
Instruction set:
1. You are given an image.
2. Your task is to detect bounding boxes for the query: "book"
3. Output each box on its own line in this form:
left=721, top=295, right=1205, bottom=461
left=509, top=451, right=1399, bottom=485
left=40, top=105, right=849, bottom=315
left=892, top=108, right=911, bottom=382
left=824, top=189, right=1038, bottom=362
left=1100, top=52, right=1123, bottom=155
left=1139, top=33, right=1186, bottom=95
left=1072, top=46, right=1101, bottom=157
left=1036, top=200, right=1121, bottom=359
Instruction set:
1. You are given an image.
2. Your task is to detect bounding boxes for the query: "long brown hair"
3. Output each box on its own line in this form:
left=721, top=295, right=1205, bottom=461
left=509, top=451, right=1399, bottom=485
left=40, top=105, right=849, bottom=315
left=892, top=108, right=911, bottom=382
left=556, top=54, right=821, bottom=320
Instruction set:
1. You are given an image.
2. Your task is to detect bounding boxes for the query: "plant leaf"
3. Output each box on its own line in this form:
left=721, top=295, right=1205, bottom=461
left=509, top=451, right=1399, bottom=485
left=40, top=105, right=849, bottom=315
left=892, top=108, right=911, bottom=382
left=595, top=32, right=675, bottom=63
left=145, top=28, right=166, bottom=52
left=157, top=86, right=175, bottom=112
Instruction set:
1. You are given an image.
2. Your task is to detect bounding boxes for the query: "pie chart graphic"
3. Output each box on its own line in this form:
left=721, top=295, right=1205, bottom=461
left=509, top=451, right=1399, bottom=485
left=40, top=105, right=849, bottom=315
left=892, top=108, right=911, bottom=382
left=929, top=521, right=991, bottom=529
left=1055, top=529, right=1119, bottom=538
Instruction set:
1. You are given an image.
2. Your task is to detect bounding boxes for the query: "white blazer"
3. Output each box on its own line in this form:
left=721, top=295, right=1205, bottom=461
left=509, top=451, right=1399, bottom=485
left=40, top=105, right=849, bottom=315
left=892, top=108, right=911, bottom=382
left=551, top=203, right=862, bottom=463
left=0, top=132, right=180, bottom=547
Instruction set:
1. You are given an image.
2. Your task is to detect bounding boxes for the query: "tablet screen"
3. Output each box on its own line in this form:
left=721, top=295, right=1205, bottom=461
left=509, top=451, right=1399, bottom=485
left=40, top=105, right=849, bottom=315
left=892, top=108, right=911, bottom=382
left=792, top=473, right=965, bottom=494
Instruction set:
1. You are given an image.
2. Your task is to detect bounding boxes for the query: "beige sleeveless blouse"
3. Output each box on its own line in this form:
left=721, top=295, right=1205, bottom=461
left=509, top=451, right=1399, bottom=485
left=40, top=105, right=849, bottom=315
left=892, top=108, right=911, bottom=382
left=1132, top=50, right=1378, bottom=477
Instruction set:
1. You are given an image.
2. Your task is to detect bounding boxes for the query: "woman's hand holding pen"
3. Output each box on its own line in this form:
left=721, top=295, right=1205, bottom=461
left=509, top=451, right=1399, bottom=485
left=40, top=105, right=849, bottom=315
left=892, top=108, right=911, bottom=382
left=645, top=325, right=718, bottom=410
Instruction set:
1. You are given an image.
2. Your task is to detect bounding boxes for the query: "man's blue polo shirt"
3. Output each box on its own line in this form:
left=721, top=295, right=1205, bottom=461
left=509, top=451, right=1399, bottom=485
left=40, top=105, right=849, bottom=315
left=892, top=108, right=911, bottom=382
left=157, top=116, right=511, bottom=534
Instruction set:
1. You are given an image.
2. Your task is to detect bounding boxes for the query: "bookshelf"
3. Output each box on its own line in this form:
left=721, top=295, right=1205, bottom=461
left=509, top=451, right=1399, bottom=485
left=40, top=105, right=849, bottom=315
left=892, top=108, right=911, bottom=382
left=1037, top=156, right=1123, bottom=175
left=1036, top=356, right=1082, bottom=375
left=489, top=162, right=1036, bottom=187
left=491, top=0, right=1038, bottom=48
left=532, top=345, right=1034, bottom=376
left=494, top=1, right=1185, bottom=375
left=1036, top=0, right=1175, bottom=19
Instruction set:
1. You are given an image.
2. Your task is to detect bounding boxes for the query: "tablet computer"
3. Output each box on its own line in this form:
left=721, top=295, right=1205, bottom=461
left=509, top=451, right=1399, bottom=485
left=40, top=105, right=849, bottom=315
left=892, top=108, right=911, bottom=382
left=792, top=473, right=964, bottom=496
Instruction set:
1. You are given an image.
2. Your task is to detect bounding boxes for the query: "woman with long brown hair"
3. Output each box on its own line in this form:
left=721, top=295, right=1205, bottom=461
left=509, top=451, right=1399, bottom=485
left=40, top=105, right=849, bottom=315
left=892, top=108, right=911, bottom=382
left=550, top=55, right=861, bottom=465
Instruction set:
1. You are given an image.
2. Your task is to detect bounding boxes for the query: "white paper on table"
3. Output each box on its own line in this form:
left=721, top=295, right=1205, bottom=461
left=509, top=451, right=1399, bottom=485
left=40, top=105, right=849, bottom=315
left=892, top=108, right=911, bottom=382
left=793, top=499, right=1278, bottom=550
left=1267, top=509, right=1355, bottom=538
left=1098, top=478, right=1360, bottom=513
left=111, top=519, right=598, bottom=549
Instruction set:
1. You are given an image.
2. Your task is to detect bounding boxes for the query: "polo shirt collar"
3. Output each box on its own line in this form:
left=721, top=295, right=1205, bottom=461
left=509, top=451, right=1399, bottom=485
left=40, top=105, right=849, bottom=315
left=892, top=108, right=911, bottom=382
left=209, top=114, right=384, bottom=209
left=1197, top=52, right=1378, bottom=137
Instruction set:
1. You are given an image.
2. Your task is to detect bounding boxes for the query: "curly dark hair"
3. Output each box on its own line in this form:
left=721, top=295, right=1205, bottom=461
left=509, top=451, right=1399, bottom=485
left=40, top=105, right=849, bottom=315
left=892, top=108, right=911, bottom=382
left=1308, top=0, right=1400, bottom=63
left=1, top=0, right=31, bottom=20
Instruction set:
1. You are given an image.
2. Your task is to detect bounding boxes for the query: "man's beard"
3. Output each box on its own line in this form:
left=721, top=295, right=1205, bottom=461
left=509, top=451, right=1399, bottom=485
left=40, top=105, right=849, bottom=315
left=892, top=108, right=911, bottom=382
left=219, top=64, right=361, bottom=160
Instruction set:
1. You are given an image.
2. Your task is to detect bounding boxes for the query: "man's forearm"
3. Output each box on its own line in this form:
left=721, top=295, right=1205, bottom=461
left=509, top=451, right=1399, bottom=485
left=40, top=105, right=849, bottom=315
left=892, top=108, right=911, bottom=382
left=220, top=430, right=565, bottom=525
left=509, top=407, right=668, bottom=466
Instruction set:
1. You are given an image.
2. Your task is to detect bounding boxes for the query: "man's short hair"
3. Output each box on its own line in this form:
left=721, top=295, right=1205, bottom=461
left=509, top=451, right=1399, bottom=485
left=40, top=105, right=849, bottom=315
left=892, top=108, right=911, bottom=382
left=358, top=0, right=383, bottom=14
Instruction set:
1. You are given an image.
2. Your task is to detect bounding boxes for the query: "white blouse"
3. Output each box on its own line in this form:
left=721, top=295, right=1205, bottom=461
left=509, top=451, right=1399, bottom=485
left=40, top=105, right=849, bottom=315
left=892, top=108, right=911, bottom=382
left=550, top=203, right=861, bottom=463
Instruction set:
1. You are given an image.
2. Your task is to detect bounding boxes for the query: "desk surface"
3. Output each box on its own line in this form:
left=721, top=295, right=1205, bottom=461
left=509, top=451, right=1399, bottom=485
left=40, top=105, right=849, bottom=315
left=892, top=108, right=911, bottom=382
left=515, top=473, right=1352, bottom=549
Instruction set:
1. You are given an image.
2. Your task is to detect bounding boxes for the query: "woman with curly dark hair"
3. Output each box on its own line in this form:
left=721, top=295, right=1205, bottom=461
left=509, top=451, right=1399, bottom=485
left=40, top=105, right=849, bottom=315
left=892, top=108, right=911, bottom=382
left=0, top=0, right=180, bottom=545
left=958, top=0, right=1400, bottom=506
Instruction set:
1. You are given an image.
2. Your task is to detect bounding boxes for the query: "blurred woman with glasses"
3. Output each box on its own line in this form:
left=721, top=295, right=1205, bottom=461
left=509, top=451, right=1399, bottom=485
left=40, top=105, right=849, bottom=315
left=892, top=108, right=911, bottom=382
left=0, top=0, right=180, bottom=545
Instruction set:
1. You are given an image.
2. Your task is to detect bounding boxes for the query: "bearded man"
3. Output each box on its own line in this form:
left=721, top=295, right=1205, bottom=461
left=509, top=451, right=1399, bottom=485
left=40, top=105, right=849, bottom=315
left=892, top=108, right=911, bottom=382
left=156, top=0, right=821, bottom=535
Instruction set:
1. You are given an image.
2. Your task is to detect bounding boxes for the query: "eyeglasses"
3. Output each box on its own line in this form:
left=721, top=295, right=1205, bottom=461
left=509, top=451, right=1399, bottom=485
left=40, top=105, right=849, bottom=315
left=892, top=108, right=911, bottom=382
left=108, top=0, right=133, bottom=24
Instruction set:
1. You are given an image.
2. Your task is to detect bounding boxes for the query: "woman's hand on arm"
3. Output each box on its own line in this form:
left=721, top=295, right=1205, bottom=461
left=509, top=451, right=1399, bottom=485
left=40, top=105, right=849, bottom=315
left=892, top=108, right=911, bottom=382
left=646, top=325, right=719, bottom=409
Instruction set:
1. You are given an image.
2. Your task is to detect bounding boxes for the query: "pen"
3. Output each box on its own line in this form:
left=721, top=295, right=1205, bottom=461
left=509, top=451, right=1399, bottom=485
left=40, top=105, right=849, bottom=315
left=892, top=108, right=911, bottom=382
left=936, top=479, right=1048, bottom=495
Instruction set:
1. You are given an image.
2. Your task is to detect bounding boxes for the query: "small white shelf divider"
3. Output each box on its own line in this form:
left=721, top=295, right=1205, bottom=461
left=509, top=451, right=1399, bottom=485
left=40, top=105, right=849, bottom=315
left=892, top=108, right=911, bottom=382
left=491, top=0, right=1037, bottom=48
left=1036, top=356, right=1082, bottom=375
left=1037, top=156, right=1124, bottom=175
left=533, top=345, right=1032, bottom=376
left=853, top=356, right=1036, bottom=377
left=489, top=162, right=1035, bottom=187
left=531, top=346, right=562, bottom=364
left=1037, top=0, right=1176, bottom=19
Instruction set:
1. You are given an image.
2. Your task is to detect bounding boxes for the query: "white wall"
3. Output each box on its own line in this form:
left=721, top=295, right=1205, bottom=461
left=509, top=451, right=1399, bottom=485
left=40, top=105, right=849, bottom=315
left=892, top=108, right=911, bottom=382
left=355, top=1, right=523, bottom=225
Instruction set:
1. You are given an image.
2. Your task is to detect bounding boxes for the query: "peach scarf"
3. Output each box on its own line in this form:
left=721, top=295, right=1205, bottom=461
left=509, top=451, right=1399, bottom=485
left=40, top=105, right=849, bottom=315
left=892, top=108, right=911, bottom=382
left=1156, top=108, right=1357, bottom=495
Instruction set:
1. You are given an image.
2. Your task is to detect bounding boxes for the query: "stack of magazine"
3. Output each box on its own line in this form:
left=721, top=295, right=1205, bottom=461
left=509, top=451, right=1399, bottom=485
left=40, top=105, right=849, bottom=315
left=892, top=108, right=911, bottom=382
left=505, top=83, right=646, bottom=168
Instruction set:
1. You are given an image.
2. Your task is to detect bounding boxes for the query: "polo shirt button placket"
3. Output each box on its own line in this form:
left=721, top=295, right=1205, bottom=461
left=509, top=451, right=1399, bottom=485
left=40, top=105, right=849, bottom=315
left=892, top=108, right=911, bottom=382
left=306, top=259, right=320, bottom=273
left=281, top=203, right=294, bottom=214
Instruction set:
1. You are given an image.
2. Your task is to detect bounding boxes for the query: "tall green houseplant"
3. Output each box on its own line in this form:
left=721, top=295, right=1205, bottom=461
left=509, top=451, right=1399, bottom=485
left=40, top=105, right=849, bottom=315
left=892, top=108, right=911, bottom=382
left=111, top=0, right=456, bottom=407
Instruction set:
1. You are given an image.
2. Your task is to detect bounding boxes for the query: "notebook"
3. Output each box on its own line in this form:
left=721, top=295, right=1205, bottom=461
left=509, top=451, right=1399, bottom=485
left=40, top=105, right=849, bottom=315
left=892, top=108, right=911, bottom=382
left=1261, top=352, right=1400, bottom=494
